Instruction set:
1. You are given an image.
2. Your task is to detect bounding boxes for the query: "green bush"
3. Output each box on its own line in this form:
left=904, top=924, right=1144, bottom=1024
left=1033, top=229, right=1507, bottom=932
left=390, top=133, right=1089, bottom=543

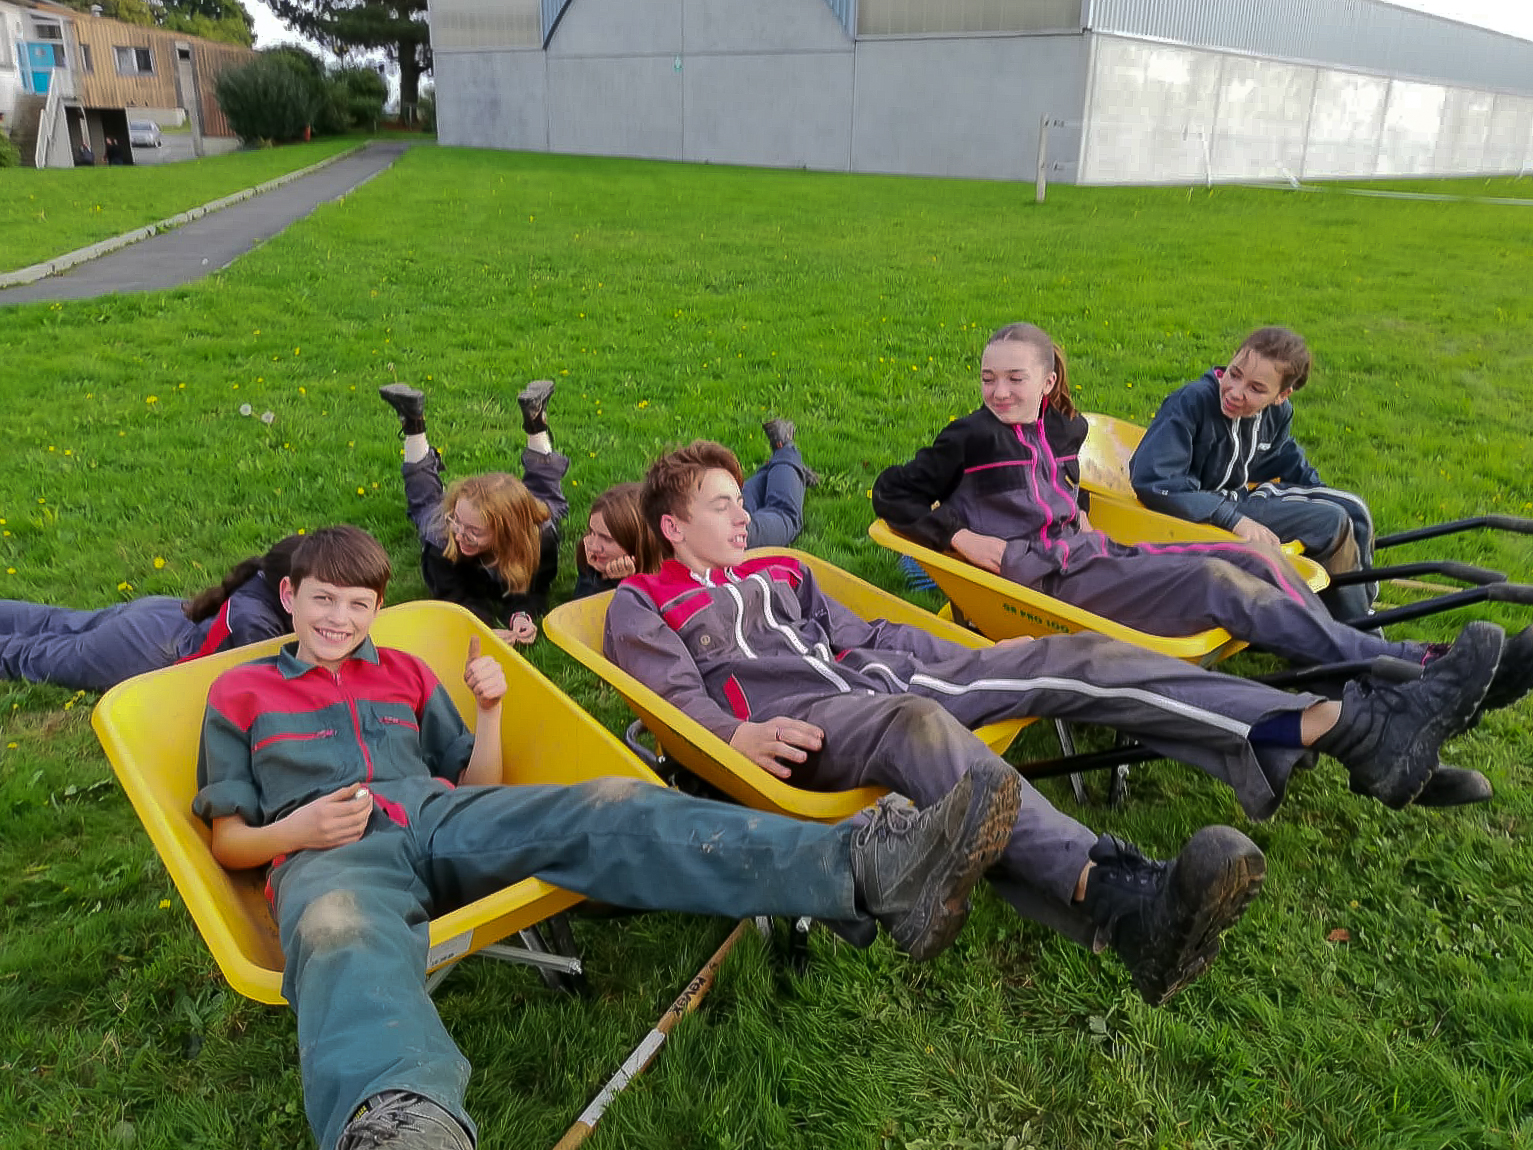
left=0, top=127, right=20, bottom=168
left=418, top=86, right=436, bottom=134
left=334, top=66, right=387, bottom=130
left=215, top=56, right=318, bottom=144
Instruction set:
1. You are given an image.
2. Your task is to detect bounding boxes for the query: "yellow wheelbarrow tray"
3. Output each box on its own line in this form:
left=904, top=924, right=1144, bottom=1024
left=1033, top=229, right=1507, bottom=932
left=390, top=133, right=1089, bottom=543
left=92, top=599, right=664, bottom=1006
left=543, top=548, right=1032, bottom=824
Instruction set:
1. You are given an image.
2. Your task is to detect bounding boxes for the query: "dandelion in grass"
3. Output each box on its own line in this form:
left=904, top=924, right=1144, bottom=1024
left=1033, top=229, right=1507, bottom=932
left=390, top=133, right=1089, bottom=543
left=118, top=581, right=133, bottom=592
left=6, top=742, right=16, bottom=748
left=240, top=404, right=253, bottom=416
left=153, top=557, right=165, bottom=570
left=4, top=569, right=13, bottom=576
left=146, top=396, right=158, bottom=404
left=357, top=487, right=366, bottom=496
left=158, top=899, right=171, bottom=909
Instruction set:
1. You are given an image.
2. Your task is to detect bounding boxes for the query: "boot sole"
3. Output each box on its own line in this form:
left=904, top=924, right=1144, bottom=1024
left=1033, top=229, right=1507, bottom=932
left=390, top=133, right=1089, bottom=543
left=1133, top=827, right=1266, bottom=1007
left=896, top=762, right=1020, bottom=962
left=1479, top=627, right=1533, bottom=716
left=1378, top=622, right=1502, bottom=808
left=378, top=383, right=425, bottom=414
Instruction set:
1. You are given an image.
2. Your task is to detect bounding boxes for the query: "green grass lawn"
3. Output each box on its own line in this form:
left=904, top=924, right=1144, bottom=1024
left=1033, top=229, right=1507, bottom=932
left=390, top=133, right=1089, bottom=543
left=1, top=148, right=1531, bottom=1150
left=0, top=137, right=361, bottom=274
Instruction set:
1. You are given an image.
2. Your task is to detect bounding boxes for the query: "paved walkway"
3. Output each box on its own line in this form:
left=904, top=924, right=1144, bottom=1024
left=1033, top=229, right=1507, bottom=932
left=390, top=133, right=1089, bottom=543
left=0, top=141, right=412, bottom=307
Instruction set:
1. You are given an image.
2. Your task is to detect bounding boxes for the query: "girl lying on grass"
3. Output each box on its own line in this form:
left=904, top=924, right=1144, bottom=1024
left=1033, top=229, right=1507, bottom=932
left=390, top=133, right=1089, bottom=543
left=872, top=321, right=1531, bottom=805
left=572, top=420, right=818, bottom=599
left=0, top=535, right=300, bottom=691
left=378, top=380, right=568, bottom=645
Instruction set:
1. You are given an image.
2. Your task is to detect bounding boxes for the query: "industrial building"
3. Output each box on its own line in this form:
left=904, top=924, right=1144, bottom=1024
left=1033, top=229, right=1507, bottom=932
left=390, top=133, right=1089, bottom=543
left=427, top=0, right=1533, bottom=184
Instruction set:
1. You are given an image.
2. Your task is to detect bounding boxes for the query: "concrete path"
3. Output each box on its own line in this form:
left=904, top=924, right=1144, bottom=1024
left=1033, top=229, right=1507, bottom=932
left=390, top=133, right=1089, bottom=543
left=0, top=141, right=412, bottom=307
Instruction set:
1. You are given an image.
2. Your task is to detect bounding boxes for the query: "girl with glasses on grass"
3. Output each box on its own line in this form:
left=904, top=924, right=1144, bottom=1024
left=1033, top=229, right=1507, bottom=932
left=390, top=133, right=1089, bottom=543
left=0, top=535, right=300, bottom=691
left=379, top=380, right=568, bottom=646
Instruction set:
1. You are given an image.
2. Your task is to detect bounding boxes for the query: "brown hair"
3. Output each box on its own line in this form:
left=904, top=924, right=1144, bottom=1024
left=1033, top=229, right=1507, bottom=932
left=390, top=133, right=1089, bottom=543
left=640, top=441, right=745, bottom=559
left=288, top=525, right=392, bottom=599
left=183, top=534, right=304, bottom=622
left=582, top=482, right=662, bottom=576
left=438, top=472, right=550, bottom=594
left=985, top=322, right=1078, bottom=420
left=1234, top=326, right=1311, bottom=392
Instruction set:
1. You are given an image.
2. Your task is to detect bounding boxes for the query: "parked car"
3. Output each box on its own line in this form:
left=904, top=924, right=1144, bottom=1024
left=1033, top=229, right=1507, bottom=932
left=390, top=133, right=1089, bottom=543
left=128, top=119, right=163, bottom=148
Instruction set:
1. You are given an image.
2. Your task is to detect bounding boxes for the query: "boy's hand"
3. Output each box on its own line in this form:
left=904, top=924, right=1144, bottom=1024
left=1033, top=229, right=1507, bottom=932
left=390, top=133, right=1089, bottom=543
left=600, top=555, right=637, bottom=580
left=284, top=785, right=373, bottom=851
left=951, top=529, right=1007, bottom=574
left=464, top=636, right=508, bottom=709
left=1232, top=517, right=1282, bottom=550
left=729, top=717, right=824, bottom=779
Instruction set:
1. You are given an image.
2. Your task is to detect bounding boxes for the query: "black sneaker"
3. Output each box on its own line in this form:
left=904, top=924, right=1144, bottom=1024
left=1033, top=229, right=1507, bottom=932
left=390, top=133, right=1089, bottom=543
left=1408, top=765, right=1493, bottom=807
left=378, top=383, right=426, bottom=435
left=762, top=417, right=795, bottom=451
left=1083, top=826, right=1266, bottom=1007
left=518, top=379, right=555, bottom=436
left=850, top=762, right=1019, bottom=961
left=338, top=1091, right=472, bottom=1150
left=802, top=465, right=823, bottom=489
left=1320, top=621, right=1503, bottom=808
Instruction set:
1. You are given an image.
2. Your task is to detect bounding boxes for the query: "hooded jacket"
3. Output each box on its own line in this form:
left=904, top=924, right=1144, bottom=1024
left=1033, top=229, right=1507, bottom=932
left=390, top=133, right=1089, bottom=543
left=1129, top=369, right=1322, bottom=530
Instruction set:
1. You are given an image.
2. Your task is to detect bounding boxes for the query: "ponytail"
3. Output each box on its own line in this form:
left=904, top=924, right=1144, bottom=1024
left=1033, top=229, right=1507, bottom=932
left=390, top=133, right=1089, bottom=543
left=184, top=534, right=305, bottom=622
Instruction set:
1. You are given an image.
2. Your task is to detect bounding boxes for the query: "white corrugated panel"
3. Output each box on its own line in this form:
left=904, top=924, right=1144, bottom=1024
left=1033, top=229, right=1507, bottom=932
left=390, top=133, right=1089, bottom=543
left=1088, top=0, right=1533, bottom=95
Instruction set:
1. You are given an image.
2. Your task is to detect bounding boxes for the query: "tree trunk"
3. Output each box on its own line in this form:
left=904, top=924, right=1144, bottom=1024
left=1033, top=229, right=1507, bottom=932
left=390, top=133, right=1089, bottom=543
left=397, top=41, right=421, bottom=124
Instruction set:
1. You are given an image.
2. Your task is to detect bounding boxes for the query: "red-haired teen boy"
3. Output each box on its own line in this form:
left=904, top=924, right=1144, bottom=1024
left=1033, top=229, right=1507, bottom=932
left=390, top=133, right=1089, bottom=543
left=192, top=525, right=1018, bottom=1150
left=605, top=442, right=1500, bottom=1009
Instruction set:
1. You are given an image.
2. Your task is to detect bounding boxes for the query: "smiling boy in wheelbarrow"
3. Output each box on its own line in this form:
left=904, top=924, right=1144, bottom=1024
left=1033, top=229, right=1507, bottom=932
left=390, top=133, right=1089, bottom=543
left=604, top=443, right=1507, bottom=1011
left=193, top=525, right=1021, bottom=1150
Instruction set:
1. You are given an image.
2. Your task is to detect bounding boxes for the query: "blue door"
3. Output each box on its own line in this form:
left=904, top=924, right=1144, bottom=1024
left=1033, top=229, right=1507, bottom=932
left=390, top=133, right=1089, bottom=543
left=26, top=42, right=56, bottom=94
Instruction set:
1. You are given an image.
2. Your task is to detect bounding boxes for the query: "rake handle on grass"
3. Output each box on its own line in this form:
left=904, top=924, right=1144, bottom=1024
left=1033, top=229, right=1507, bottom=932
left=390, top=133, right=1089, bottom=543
left=551, top=919, right=752, bottom=1150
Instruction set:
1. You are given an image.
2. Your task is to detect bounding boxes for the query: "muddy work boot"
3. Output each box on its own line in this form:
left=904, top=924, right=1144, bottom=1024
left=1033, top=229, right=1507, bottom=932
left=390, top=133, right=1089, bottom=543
left=1083, top=826, right=1266, bottom=1007
left=1319, top=621, right=1503, bottom=808
left=1408, top=765, right=1493, bottom=808
left=1478, top=624, right=1533, bottom=721
left=518, top=379, right=555, bottom=436
left=378, top=384, right=426, bottom=436
left=850, top=761, right=1019, bottom=961
left=337, top=1091, right=472, bottom=1150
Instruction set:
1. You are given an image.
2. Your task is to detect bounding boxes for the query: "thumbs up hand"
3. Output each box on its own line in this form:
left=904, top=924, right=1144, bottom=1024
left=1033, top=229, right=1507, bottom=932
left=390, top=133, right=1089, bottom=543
left=464, top=635, right=508, bottom=710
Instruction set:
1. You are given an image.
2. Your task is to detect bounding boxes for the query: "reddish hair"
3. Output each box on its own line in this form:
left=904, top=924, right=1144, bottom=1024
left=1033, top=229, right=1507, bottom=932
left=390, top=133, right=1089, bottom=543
left=640, top=442, right=745, bottom=559
left=985, top=322, right=1078, bottom=420
left=438, top=472, right=550, bottom=593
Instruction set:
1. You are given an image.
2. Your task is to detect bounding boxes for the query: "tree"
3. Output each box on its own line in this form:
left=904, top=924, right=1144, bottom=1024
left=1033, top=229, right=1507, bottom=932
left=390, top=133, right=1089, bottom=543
left=267, top=0, right=430, bottom=116
left=52, top=0, right=255, bottom=47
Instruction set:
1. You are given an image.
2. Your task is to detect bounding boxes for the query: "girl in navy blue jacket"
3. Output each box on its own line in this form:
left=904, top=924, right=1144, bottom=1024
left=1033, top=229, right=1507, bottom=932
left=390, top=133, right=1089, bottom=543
left=874, top=322, right=1529, bottom=731
left=0, top=535, right=299, bottom=691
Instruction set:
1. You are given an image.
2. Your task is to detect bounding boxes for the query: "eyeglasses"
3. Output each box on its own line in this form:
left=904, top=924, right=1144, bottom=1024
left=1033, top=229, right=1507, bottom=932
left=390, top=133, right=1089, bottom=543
left=446, top=512, right=490, bottom=545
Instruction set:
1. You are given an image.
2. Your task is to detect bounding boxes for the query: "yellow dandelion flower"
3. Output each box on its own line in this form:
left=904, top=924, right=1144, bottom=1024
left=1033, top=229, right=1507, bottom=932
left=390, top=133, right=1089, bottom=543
left=638, top=400, right=649, bottom=408
left=146, top=395, right=159, bottom=404
left=357, top=487, right=366, bottom=495
left=294, top=347, right=301, bottom=356
left=64, top=450, right=72, bottom=457
left=4, top=568, right=14, bottom=576
left=153, top=557, right=166, bottom=569
left=299, top=387, right=307, bottom=395
left=118, top=581, right=133, bottom=591
left=253, top=329, right=261, bottom=335
left=37, top=498, right=45, bottom=504
left=159, top=899, right=171, bottom=909
left=6, top=741, right=16, bottom=748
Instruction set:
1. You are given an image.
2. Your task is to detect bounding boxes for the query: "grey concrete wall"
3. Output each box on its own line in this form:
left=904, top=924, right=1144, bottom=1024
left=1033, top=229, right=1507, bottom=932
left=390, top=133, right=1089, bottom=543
left=852, top=34, right=1087, bottom=180
left=435, top=49, right=547, bottom=152
left=433, top=0, right=1093, bottom=181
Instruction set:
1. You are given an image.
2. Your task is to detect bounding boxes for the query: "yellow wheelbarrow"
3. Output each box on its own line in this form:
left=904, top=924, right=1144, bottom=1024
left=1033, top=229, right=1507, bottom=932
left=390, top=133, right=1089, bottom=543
left=92, top=600, right=665, bottom=1005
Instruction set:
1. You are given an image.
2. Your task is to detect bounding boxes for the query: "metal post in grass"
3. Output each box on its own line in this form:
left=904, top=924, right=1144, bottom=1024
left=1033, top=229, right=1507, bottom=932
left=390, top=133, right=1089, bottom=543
left=1037, top=115, right=1049, bottom=203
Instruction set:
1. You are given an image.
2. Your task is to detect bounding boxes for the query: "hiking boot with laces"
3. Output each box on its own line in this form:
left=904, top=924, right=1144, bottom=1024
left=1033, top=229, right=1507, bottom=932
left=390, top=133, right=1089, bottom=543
left=337, top=1091, right=472, bottom=1150
left=850, top=761, right=1019, bottom=961
left=1083, top=826, right=1266, bottom=1007
left=379, top=384, right=426, bottom=436
left=1319, top=621, right=1502, bottom=808
left=518, top=379, right=555, bottom=436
